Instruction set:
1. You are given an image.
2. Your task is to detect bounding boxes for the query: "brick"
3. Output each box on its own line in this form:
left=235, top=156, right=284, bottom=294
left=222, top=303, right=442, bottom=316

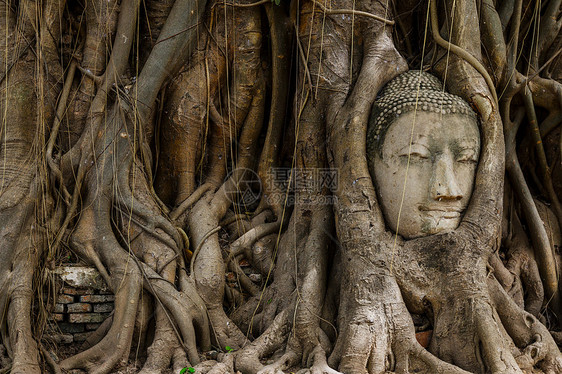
left=67, top=303, right=92, bottom=313
left=86, top=323, right=101, bottom=331
left=53, top=303, right=64, bottom=313
left=93, top=303, right=113, bottom=313
left=61, top=287, right=94, bottom=295
left=69, top=313, right=104, bottom=324
left=50, top=334, right=73, bottom=344
left=73, top=332, right=92, bottom=342
left=80, top=294, right=114, bottom=303
left=58, top=323, right=85, bottom=333
left=50, top=313, right=64, bottom=322
left=56, top=294, right=74, bottom=304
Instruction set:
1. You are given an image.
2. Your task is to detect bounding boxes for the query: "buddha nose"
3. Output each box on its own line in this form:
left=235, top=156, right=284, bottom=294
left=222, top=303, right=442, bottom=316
left=430, top=155, right=463, bottom=201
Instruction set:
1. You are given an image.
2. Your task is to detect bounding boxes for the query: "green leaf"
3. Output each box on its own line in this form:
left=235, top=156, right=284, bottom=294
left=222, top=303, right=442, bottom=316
left=188, top=368, right=195, bottom=373
left=180, top=368, right=187, bottom=374
left=225, top=345, right=233, bottom=352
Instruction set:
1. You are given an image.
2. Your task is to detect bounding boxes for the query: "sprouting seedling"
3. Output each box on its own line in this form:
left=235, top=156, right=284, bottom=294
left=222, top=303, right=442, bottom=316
left=225, top=345, right=233, bottom=353
left=180, top=367, right=195, bottom=374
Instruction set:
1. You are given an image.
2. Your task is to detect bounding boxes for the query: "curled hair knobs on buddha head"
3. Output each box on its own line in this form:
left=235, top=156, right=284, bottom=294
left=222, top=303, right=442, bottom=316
left=367, top=71, right=477, bottom=158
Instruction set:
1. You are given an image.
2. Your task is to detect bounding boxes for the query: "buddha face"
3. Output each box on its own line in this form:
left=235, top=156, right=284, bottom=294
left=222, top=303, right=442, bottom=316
left=372, top=111, right=480, bottom=239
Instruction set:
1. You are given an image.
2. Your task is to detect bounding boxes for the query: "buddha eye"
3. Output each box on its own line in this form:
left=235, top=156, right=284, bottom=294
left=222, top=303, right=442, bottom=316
left=456, top=149, right=478, bottom=164
left=398, top=144, right=430, bottom=161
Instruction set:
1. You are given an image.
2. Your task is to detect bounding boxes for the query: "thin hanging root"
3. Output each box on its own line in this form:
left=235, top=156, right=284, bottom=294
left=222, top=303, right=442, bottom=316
left=311, top=0, right=395, bottom=25
left=39, top=344, right=62, bottom=374
left=504, top=105, right=562, bottom=318
left=429, top=0, right=498, bottom=105
left=523, top=86, right=562, bottom=231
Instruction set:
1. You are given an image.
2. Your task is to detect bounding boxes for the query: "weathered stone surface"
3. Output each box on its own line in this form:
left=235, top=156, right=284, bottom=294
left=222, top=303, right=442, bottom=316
left=46, top=266, right=116, bottom=345
left=50, top=313, right=64, bottom=322
left=80, top=294, right=115, bottom=303
left=93, top=303, right=113, bottom=313
left=69, top=313, right=105, bottom=324
left=61, top=287, right=94, bottom=295
left=368, top=72, right=480, bottom=239
left=59, top=323, right=85, bottom=333
left=57, top=294, right=74, bottom=304
left=54, top=266, right=109, bottom=291
left=67, top=303, right=92, bottom=313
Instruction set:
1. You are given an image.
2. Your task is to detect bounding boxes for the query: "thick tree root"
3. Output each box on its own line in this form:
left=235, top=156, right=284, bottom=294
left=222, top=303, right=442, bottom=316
left=489, top=278, right=562, bottom=373
left=235, top=309, right=292, bottom=373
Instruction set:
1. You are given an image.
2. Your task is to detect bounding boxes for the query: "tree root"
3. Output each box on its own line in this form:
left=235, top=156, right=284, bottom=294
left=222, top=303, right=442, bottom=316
left=488, top=277, right=562, bottom=373
left=60, top=263, right=141, bottom=373
left=235, top=309, right=292, bottom=373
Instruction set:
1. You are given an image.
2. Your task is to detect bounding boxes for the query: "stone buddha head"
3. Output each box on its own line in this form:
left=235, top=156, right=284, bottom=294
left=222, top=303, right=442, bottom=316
left=367, top=71, right=480, bottom=239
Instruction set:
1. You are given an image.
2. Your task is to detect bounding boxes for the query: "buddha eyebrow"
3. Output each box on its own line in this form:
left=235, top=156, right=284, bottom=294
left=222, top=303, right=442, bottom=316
left=450, top=140, right=479, bottom=154
left=455, top=139, right=479, bottom=147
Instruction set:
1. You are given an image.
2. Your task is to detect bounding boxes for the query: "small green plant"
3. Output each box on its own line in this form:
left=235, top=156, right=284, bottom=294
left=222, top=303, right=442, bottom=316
left=180, top=367, right=195, bottom=374
left=225, top=345, right=233, bottom=353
